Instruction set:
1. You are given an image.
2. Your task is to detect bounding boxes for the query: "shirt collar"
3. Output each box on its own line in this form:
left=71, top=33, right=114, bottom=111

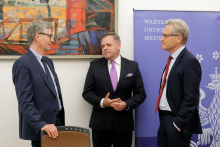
left=108, top=55, right=121, bottom=65
left=30, top=48, right=43, bottom=61
left=171, top=46, right=185, bottom=59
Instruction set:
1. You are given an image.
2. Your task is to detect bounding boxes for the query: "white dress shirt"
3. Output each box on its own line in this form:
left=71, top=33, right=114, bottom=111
left=30, top=48, right=62, bottom=110
left=100, top=55, right=121, bottom=108
left=159, top=46, right=185, bottom=111
left=159, top=46, right=185, bottom=130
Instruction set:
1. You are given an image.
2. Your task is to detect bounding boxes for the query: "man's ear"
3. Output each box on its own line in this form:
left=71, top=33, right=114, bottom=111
left=35, top=33, right=40, bottom=42
left=118, top=42, right=121, bottom=49
left=177, top=35, right=182, bottom=44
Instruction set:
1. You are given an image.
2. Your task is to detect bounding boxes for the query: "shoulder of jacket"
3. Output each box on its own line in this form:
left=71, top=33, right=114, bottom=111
left=122, top=57, right=138, bottom=66
left=90, top=57, right=104, bottom=64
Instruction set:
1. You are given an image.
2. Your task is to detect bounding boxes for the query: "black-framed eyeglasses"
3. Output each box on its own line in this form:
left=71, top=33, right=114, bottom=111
left=161, top=34, right=178, bottom=38
left=38, top=33, right=53, bottom=39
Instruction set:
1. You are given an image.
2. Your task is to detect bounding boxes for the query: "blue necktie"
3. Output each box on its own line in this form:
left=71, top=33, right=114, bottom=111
left=41, top=56, right=56, bottom=90
left=41, top=56, right=59, bottom=107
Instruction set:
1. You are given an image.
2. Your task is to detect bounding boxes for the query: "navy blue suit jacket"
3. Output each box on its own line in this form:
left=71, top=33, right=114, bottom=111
left=160, top=48, right=202, bottom=135
left=12, top=49, right=65, bottom=140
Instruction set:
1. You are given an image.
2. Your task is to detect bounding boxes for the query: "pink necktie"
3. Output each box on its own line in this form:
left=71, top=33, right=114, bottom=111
left=110, top=61, right=118, bottom=91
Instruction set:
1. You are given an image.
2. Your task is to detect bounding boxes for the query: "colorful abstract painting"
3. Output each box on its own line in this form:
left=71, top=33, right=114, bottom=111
left=0, top=0, right=117, bottom=57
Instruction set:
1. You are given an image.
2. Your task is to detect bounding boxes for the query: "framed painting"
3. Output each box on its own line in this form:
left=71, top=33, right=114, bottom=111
left=0, top=0, right=118, bottom=59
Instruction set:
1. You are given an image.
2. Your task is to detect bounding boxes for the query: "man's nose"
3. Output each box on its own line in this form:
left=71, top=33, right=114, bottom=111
left=103, top=45, right=108, bottom=50
left=50, top=37, right=54, bottom=42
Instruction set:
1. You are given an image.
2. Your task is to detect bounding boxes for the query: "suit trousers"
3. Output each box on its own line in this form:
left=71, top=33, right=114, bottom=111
left=31, top=110, right=64, bottom=147
left=92, top=126, right=132, bottom=147
left=157, top=111, right=192, bottom=147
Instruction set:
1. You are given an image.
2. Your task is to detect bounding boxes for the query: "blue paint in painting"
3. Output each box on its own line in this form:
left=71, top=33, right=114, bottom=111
left=96, top=31, right=104, bottom=44
left=90, top=31, right=100, bottom=53
left=79, top=32, right=88, bottom=54
left=84, top=31, right=96, bottom=53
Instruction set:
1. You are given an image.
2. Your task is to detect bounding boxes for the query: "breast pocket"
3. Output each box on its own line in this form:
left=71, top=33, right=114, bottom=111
left=122, top=75, right=134, bottom=90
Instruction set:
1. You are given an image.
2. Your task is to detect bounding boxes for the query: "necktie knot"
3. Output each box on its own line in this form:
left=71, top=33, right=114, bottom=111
left=110, top=61, right=115, bottom=66
left=168, top=55, right=173, bottom=61
left=41, top=56, right=46, bottom=62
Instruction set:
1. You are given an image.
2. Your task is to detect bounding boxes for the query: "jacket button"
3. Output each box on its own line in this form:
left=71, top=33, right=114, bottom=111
left=53, top=97, right=56, bottom=99
left=54, top=110, right=56, bottom=112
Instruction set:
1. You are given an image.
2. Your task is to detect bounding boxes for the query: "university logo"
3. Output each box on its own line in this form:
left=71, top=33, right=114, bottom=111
left=191, top=67, right=220, bottom=147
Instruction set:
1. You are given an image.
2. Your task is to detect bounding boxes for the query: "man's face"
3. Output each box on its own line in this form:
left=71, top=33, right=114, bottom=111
left=101, top=35, right=121, bottom=61
left=38, top=29, right=54, bottom=52
left=160, top=25, right=180, bottom=52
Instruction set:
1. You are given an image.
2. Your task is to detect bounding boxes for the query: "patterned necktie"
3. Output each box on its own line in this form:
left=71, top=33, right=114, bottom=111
left=155, top=55, right=173, bottom=114
left=41, top=56, right=56, bottom=92
left=41, top=56, right=61, bottom=110
left=110, top=61, right=118, bottom=91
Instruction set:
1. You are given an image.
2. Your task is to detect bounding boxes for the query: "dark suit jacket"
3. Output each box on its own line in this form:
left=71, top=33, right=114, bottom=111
left=160, top=48, right=202, bottom=135
left=82, top=57, right=146, bottom=132
left=12, top=49, right=65, bottom=140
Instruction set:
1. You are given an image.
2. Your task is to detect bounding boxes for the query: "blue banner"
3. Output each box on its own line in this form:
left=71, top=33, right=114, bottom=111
left=134, top=10, right=220, bottom=147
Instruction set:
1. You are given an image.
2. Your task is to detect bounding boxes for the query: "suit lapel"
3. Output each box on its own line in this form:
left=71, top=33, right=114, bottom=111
left=27, top=50, right=57, bottom=96
left=101, top=58, right=114, bottom=92
left=115, top=57, right=127, bottom=92
left=167, top=48, right=187, bottom=85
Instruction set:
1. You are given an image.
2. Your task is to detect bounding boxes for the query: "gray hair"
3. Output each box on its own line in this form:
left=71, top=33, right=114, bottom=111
left=101, top=32, right=121, bottom=43
left=165, top=19, right=189, bottom=45
left=27, top=20, right=53, bottom=45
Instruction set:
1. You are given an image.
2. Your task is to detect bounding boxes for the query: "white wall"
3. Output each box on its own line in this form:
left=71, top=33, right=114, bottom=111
left=1, top=0, right=220, bottom=147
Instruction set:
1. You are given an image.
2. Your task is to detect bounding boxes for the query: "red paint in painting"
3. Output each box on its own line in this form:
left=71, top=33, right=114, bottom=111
left=66, top=0, right=86, bottom=36
left=0, top=44, right=27, bottom=55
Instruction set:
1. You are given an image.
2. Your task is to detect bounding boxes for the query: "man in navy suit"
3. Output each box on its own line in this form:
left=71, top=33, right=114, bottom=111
left=12, top=20, right=65, bottom=147
left=82, top=32, right=146, bottom=147
left=156, top=19, right=202, bottom=147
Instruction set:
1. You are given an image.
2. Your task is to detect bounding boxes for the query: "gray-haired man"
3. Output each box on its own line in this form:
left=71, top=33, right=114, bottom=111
left=12, top=20, right=65, bottom=147
left=156, top=19, right=202, bottom=147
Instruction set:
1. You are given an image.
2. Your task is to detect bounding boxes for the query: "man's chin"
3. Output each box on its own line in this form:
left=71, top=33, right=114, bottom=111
left=43, top=48, right=50, bottom=52
left=103, top=54, right=110, bottom=59
left=161, top=47, right=167, bottom=51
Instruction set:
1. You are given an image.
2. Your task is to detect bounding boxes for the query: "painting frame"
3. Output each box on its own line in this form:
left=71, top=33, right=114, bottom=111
left=0, top=0, right=118, bottom=59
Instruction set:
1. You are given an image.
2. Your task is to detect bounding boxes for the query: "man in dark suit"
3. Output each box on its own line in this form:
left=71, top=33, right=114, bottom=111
left=156, top=19, right=202, bottom=147
left=12, top=20, right=65, bottom=147
left=82, top=32, right=146, bottom=147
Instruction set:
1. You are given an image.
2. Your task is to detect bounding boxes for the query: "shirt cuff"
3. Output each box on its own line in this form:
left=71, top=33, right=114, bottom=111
left=173, top=122, right=181, bottom=131
left=100, top=98, right=105, bottom=108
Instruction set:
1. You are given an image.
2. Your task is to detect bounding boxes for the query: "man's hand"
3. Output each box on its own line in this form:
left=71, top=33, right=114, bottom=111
left=103, top=92, right=121, bottom=107
left=41, top=124, right=58, bottom=139
left=173, top=122, right=181, bottom=132
left=111, top=101, right=127, bottom=111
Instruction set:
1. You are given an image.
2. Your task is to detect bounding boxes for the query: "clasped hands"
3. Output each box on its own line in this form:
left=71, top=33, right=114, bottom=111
left=103, top=92, right=127, bottom=111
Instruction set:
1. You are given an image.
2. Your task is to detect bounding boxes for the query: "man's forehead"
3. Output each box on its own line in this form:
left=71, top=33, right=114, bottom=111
left=101, top=41, right=113, bottom=45
left=164, top=25, right=173, bottom=31
left=102, top=36, right=119, bottom=43
left=45, top=28, right=52, bottom=33
left=162, top=27, right=171, bottom=34
left=102, top=35, right=114, bottom=40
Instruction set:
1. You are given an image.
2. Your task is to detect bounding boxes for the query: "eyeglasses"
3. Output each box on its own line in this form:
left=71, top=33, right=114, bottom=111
left=38, top=33, right=53, bottom=40
left=161, top=34, right=178, bottom=38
